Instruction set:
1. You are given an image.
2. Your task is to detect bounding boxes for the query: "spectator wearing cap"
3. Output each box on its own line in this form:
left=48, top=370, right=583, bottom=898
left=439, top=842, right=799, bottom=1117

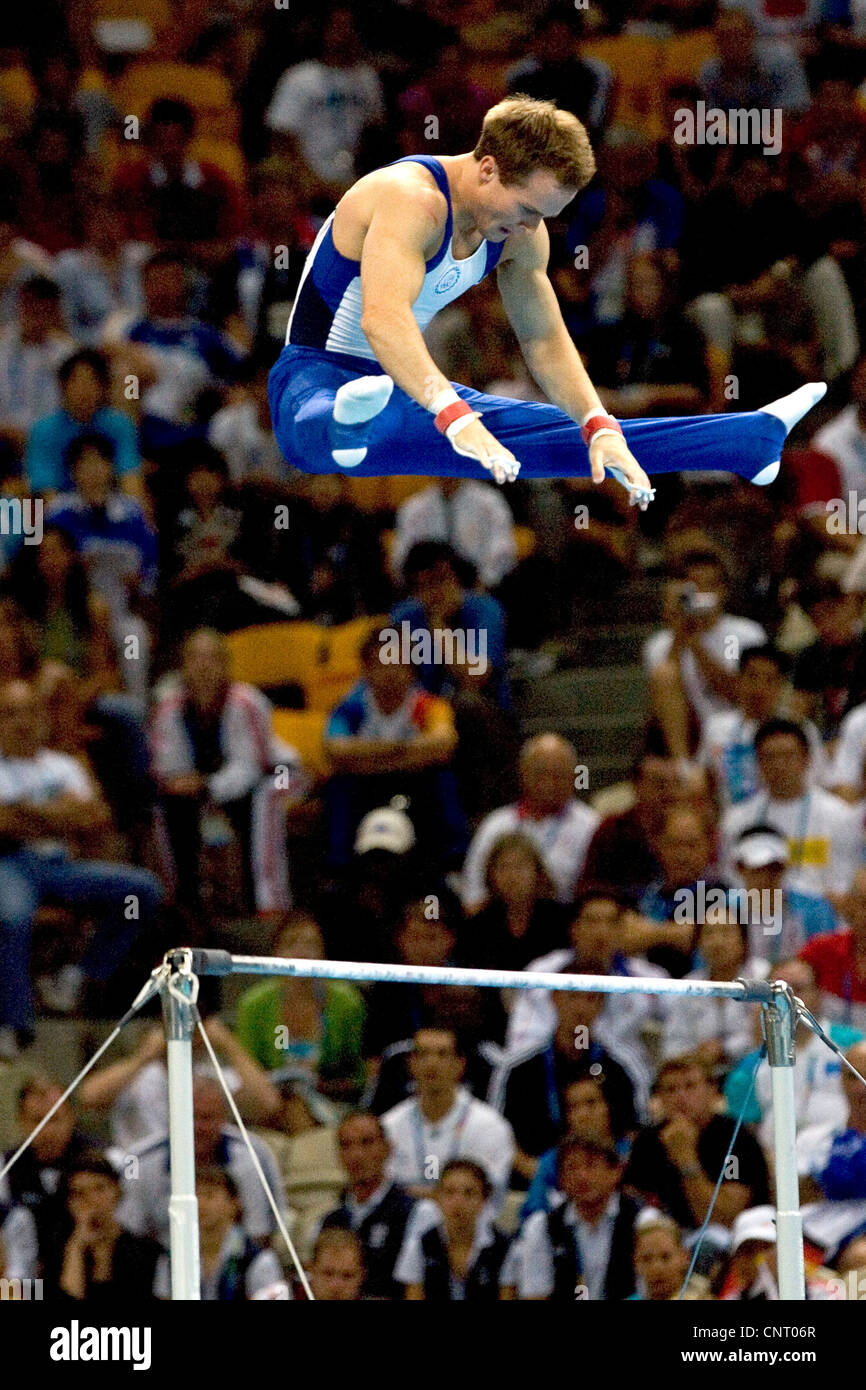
left=493, top=989, right=638, bottom=1187
left=643, top=549, right=766, bottom=760
left=319, top=1110, right=417, bottom=1301
left=733, top=825, right=836, bottom=964
left=660, top=904, right=770, bottom=1068
left=391, top=541, right=510, bottom=711
left=725, top=958, right=862, bottom=1152
left=720, top=1203, right=849, bottom=1300
left=461, top=733, right=599, bottom=913
left=505, top=889, right=665, bottom=1097
left=789, top=578, right=866, bottom=743
left=624, top=1055, right=770, bottom=1235
left=25, top=348, right=141, bottom=500
left=799, top=869, right=866, bottom=1033
left=0, top=276, right=72, bottom=454
left=396, top=1159, right=512, bottom=1301
left=721, top=719, right=862, bottom=901
left=234, top=912, right=366, bottom=1132
left=506, top=1135, right=641, bottom=1301
left=323, top=630, right=467, bottom=870
left=323, top=800, right=418, bottom=961
left=718, top=1205, right=779, bottom=1300
left=381, top=1026, right=515, bottom=1211
left=697, top=644, right=827, bottom=810
left=315, top=798, right=424, bottom=962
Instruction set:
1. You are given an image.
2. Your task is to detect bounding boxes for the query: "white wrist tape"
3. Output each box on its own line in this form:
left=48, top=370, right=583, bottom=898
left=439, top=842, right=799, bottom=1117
left=588, top=427, right=623, bottom=445
left=581, top=405, right=606, bottom=426
left=428, top=387, right=461, bottom=415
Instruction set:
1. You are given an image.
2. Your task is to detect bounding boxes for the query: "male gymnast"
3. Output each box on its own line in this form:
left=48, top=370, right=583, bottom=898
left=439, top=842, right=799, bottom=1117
left=268, top=95, right=825, bottom=508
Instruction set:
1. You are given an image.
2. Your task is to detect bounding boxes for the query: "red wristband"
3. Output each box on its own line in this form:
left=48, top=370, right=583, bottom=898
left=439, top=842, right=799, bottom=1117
left=581, top=413, right=623, bottom=447
left=435, top=399, right=475, bottom=435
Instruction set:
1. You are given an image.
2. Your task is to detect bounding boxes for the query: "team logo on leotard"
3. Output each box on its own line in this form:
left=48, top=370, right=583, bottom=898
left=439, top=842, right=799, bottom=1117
left=434, top=267, right=461, bottom=294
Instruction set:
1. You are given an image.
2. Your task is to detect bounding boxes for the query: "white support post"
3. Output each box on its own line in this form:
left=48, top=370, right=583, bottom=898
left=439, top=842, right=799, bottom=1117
left=162, top=951, right=201, bottom=1302
left=763, top=983, right=806, bottom=1301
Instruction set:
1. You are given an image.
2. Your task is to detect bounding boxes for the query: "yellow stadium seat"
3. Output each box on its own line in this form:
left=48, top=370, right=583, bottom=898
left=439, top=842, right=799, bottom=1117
left=226, top=622, right=331, bottom=690
left=190, top=136, right=246, bottom=187
left=581, top=34, right=665, bottom=138
left=271, top=708, right=329, bottom=778
left=513, top=525, right=535, bottom=560
left=114, top=62, right=238, bottom=139
left=662, top=30, right=718, bottom=83
left=95, top=0, right=173, bottom=29
left=0, top=67, right=36, bottom=120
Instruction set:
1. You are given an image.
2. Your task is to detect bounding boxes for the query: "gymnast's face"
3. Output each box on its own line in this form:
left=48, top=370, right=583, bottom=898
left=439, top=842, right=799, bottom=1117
left=473, top=158, right=577, bottom=241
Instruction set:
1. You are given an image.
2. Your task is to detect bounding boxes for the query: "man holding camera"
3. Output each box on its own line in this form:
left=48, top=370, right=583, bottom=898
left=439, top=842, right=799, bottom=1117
left=643, top=547, right=766, bottom=761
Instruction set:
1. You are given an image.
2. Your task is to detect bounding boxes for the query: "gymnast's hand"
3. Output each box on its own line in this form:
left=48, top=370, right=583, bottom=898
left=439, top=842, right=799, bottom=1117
left=446, top=414, right=521, bottom=485
left=589, top=430, right=652, bottom=504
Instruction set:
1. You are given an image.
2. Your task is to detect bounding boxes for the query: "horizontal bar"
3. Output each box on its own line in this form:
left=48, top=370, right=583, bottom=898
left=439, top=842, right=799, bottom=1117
left=209, top=952, right=773, bottom=1003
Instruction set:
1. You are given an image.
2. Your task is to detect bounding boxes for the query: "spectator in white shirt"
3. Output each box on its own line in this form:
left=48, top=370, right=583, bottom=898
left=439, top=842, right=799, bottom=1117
left=0, top=277, right=72, bottom=455
left=721, top=718, right=863, bottom=899
left=391, top=478, right=517, bottom=591
left=643, top=548, right=765, bottom=759
left=381, top=1026, right=516, bottom=1209
left=505, top=1134, right=640, bottom=1300
left=396, top=1158, right=511, bottom=1300
left=661, top=909, right=770, bottom=1066
left=811, top=352, right=866, bottom=499
left=117, top=1074, right=288, bottom=1247
left=728, top=958, right=861, bottom=1154
left=503, top=889, right=666, bottom=1100
left=460, top=733, right=599, bottom=912
left=697, top=643, right=826, bottom=809
left=265, top=7, right=385, bottom=187
left=829, top=698, right=866, bottom=804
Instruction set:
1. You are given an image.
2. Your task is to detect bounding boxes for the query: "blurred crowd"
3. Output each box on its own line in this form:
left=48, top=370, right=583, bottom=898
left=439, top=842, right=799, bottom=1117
left=3, top=0, right=866, bottom=1302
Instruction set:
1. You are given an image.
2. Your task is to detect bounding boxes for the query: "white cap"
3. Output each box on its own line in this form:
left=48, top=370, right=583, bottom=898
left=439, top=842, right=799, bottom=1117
left=735, top=830, right=790, bottom=870
left=731, top=1205, right=777, bottom=1252
left=354, top=802, right=416, bottom=856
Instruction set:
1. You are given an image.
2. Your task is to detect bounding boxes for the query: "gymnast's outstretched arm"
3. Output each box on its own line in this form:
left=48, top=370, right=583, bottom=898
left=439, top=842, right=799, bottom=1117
left=496, top=219, right=652, bottom=499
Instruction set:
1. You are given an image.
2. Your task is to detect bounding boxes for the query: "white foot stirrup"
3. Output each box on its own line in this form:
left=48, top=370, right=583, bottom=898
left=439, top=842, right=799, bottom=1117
left=331, top=374, right=395, bottom=468
left=606, top=464, right=655, bottom=511
left=750, top=381, right=827, bottom=487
